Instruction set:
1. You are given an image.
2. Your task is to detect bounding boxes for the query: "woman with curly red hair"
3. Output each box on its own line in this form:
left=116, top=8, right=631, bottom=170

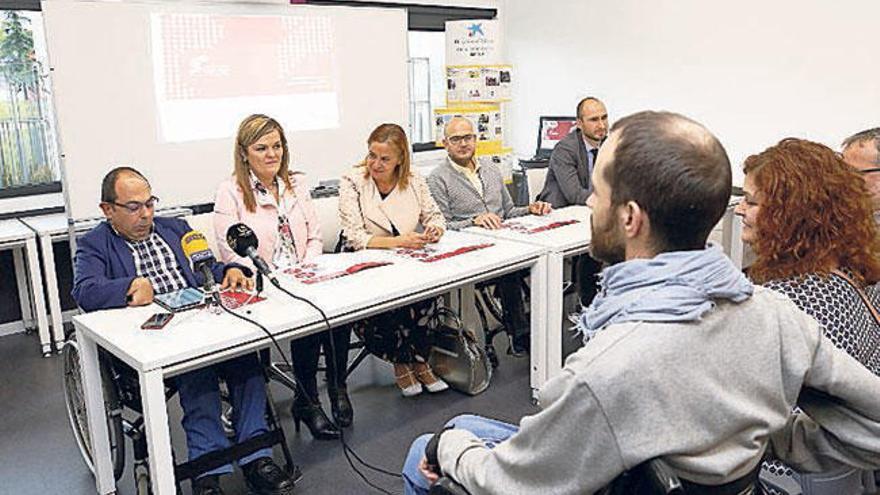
left=735, top=137, right=880, bottom=495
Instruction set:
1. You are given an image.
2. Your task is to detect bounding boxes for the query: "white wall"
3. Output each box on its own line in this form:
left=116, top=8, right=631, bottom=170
left=340, top=0, right=496, bottom=8
left=503, top=0, right=879, bottom=185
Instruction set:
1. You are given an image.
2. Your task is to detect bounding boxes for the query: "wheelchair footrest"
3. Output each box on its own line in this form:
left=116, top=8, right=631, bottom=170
left=174, top=430, right=285, bottom=482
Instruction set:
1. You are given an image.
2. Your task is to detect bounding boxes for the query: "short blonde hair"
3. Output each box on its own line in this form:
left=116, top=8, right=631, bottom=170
left=362, top=123, right=411, bottom=189
left=234, top=114, right=291, bottom=212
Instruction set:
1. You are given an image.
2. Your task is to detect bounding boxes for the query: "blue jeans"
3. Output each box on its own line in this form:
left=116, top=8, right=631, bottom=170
left=402, top=414, right=519, bottom=495
left=176, top=353, right=272, bottom=477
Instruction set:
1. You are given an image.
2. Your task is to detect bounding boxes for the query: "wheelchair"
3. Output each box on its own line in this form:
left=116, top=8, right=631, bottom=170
left=472, top=276, right=531, bottom=369
left=62, top=331, right=299, bottom=494
left=429, top=457, right=767, bottom=495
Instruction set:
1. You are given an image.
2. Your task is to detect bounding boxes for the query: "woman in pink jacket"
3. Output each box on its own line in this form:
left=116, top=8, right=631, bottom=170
left=213, top=114, right=349, bottom=441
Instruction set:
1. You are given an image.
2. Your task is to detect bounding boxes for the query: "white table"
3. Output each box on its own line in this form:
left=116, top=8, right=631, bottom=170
left=0, top=218, right=51, bottom=355
left=75, top=230, right=548, bottom=494
left=20, top=209, right=193, bottom=353
left=466, top=205, right=592, bottom=383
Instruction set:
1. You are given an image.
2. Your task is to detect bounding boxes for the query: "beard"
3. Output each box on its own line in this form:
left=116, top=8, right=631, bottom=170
left=589, top=213, right=625, bottom=265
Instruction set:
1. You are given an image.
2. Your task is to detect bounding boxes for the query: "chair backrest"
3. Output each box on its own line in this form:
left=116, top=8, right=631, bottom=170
left=525, top=166, right=548, bottom=203
left=182, top=213, right=218, bottom=255
left=312, top=195, right=340, bottom=253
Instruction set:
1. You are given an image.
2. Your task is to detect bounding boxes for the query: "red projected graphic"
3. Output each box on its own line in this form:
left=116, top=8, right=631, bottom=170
left=542, top=121, right=576, bottom=142
left=157, top=14, right=336, bottom=101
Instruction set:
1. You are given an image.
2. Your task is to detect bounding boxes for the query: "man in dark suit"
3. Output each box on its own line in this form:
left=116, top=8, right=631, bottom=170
left=537, top=97, right=608, bottom=208
left=537, top=97, right=609, bottom=305
left=72, top=166, right=297, bottom=495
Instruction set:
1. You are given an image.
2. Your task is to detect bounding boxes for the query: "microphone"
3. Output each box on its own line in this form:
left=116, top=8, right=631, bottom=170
left=226, top=223, right=278, bottom=285
left=180, top=230, right=219, bottom=297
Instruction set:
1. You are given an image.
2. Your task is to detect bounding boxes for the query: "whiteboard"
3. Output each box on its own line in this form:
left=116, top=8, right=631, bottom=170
left=43, top=0, right=408, bottom=221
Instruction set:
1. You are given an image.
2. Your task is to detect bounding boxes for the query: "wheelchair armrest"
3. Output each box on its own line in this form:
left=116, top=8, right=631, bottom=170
left=427, top=459, right=684, bottom=495
left=643, top=458, right=684, bottom=494
left=428, top=477, right=471, bottom=495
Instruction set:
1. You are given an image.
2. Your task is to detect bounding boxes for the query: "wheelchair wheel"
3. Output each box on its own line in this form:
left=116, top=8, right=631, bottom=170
left=133, top=460, right=151, bottom=495
left=62, top=336, right=126, bottom=481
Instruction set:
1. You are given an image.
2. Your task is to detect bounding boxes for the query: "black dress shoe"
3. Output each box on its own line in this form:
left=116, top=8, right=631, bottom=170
left=291, top=397, right=341, bottom=440
left=242, top=457, right=296, bottom=495
left=193, top=474, right=225, bottom=495
left=328, top=386, right=353, bottom=427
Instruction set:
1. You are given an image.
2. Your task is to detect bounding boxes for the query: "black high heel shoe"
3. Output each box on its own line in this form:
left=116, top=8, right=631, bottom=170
left=328, top=386, right=353, bottom=427
left=291, top=398, right=341, bottom=441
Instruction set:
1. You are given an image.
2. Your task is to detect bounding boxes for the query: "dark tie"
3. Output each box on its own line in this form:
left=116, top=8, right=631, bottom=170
left=589, top=148, right=598, bottom=163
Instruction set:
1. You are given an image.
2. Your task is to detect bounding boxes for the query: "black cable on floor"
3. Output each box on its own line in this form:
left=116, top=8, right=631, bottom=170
left=217, top=287, right=403, bottom=495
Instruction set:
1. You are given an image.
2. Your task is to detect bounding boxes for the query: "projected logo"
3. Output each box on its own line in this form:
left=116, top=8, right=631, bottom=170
left=466, top=23, right=485, bottom=37
left=151, top=13, right=340, bottom=142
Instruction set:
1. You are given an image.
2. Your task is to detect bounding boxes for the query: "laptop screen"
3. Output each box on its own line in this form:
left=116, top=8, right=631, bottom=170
left=536, top=116, right=577, bottom=159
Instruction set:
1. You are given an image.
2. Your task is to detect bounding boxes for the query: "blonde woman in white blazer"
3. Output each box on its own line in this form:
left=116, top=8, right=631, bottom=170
left=338, top=123, right=449, bottom=397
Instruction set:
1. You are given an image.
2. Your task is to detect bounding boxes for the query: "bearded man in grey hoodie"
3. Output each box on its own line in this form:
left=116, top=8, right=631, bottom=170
left=401, top=111, right=880, bottom=495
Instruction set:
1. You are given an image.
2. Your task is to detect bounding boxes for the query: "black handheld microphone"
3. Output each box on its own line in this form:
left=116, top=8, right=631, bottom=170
left=226, top=223, right=278, bottom=285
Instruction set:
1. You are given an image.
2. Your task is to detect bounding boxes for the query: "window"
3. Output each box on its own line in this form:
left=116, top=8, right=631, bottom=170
left=0, top=8, right=60, bottom=193
left=408, top=30, right=445, bottom=149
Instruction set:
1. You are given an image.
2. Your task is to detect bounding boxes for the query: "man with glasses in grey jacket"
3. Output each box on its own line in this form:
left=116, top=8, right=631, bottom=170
left=428, top=116, right=551, bottom=355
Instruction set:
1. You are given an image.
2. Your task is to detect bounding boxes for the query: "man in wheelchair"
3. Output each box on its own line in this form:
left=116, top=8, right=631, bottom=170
left=402, top=112, right=880, bottom=494
left=72, top=167, right=297, bottom=495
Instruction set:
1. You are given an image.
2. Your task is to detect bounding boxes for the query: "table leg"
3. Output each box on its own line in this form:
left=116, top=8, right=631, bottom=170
left=545, top=252, right=565, bottom=382
left=39, top=234, right=65, bottom=351
left=13, top=246, right=34, bottom=330
left=25, top=236, right=51, bottom=356
left=139, top=369, right=176, bottom=494
left=458, top=285, right=479, bottom=342
left=529, top=254, right=549, bottom=398
left=78, top=329, right=117, bottom=494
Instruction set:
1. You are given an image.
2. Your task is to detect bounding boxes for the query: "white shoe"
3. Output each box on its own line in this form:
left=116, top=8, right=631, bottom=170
left=394, top=364, right=423, bottom=397
left=412, top=362, right=449, bottom=393
left=423, top=378, right=449, bottom=393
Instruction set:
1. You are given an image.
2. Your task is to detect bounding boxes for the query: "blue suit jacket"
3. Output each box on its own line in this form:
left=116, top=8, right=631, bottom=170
left=72, top=217, right=247, bottom=312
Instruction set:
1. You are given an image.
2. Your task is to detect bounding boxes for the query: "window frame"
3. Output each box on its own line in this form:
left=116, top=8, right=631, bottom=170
left=0, top=0, right=63, bottom=201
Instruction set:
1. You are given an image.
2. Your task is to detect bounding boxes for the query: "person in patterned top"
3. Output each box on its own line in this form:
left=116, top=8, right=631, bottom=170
left=214, top=114, right=346, bottom=442
left=337, top=123, right=450, bottom=397
left=736, top=138, right=880, bottom=495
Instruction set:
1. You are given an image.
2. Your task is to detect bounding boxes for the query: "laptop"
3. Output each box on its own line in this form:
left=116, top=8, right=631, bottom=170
left=523, top=116, right=578, bottom=166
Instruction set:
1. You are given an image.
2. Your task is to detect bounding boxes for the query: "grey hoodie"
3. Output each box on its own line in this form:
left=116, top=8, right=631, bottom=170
left=437, top=287, right=880, bottom=494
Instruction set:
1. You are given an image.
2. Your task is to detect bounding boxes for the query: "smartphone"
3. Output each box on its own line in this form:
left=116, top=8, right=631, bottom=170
left=141, top=312, right=174, bottom=330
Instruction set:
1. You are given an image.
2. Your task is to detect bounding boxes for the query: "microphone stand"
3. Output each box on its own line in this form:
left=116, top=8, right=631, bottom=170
left=255, top=271, right=264, bottom=297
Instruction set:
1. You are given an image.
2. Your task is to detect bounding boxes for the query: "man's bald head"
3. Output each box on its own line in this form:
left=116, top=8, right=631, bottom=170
left=603, top=111, right=731, bottom=251
left=443, top=117, right=477, bottom=166
left=842, top=128, right=880, bottom=169
left=842, top=128, right=880, bottom=210
left=444, top=116, right=475, bottom=137
left=101, top=166, right=150, bottom=204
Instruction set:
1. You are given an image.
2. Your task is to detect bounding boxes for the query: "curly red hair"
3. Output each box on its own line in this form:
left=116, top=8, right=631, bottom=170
left=745, top=138, right=880, bottom=285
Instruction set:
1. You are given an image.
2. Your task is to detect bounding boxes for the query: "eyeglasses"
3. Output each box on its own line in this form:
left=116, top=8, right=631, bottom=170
left=447, top=134, right=476, bottom=145
left=109, top=196, right=159, bottom=214
left=859, top=168, right=880, bottom=175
